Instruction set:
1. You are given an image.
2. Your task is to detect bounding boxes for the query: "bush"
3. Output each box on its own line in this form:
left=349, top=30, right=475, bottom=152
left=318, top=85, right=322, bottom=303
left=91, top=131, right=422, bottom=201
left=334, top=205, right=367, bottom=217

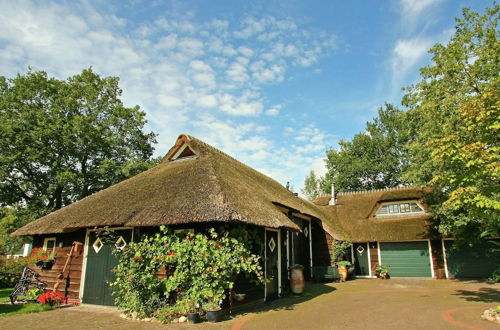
left=0, top=256, right=34, bottom=288
left=488, top=269, right=500, bottom=283
left=110, top=226, right=264, bottom=320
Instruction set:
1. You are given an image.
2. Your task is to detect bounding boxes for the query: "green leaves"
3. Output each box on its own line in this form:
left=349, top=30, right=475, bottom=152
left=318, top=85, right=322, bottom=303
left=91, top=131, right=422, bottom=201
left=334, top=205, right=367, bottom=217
left=110, top=226, right=264, bottom=319
left=0, top=68, right=157, bottom=247
left=322, top=103, right=411, bottom=192
left=403, top=4, right=500, bottom=240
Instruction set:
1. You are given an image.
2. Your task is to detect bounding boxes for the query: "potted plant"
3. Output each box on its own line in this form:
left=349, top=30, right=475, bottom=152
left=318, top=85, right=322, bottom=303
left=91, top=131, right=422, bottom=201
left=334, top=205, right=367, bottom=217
left=184, top=298, right=200, bottom=324
left=373, top=263, right=389, bottom=279
left=204, top=301, right=223, bottom=322
left=32, top=249, right=55, bottom=270
left=233, top=292, right=246, bottom=302
left=336, top=261, right=352, bottom=282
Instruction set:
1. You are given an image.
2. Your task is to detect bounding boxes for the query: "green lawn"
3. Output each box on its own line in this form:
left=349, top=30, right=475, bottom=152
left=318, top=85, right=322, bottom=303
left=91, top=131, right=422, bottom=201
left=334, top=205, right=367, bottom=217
left=0, top=288, right=13, bottom=303
left=0, top=288, right=54, bottom=317
left=0, top=303, right=53, bottom=317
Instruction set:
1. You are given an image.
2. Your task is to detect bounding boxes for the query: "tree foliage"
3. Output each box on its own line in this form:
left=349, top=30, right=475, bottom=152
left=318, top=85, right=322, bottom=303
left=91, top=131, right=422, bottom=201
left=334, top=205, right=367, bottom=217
left=402, top=4, right=500, bottom=239
left=0, top=68, right=158, bottom=250
left=321, top=104, right=411, bottom=192
left=301, top=170, right=323, bottom=200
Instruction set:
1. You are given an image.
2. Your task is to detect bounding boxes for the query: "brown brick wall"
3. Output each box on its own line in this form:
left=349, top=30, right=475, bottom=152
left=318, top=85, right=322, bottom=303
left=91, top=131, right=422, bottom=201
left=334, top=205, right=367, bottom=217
left=430, top=239, right=446, bottom=279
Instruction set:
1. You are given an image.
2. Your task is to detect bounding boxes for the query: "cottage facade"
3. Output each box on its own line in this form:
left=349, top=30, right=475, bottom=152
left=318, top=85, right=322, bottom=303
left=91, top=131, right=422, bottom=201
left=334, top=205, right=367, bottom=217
left=313, top=188, right=499, bottom=279
left=13, top=134, right=499, bottom=306
left=13, top=134, right=337, bottom=306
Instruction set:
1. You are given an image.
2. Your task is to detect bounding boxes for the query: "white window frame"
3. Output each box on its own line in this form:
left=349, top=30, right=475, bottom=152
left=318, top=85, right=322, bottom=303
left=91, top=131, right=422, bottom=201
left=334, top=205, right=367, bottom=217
left=43, top=237, right=56, bottom=251
left=374, top=201, right=425, bottom=218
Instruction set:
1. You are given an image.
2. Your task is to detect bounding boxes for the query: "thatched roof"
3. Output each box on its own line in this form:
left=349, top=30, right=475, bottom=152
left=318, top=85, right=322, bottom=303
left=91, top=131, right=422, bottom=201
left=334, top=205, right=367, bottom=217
left=13, top=134, right=337, bottom=236
left=313, top=187, right=434, bottom=242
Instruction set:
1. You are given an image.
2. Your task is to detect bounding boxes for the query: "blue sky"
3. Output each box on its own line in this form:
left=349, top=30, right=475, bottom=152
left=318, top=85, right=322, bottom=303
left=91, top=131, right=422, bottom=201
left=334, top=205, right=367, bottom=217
left=0, top=0, right=492, bottom=192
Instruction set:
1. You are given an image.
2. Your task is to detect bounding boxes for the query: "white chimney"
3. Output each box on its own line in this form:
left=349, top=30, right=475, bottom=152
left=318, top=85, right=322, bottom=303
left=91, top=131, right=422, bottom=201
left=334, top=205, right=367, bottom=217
left=329, top=183, right=336, bottom=205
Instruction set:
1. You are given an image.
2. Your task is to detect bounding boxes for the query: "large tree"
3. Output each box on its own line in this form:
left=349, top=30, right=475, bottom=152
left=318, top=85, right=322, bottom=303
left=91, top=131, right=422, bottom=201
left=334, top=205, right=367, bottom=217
left=321, top=104, right=411, bottom=192
left=0, top=68, right=157, bottom=249
left=402, top=4, right=499, bottom=239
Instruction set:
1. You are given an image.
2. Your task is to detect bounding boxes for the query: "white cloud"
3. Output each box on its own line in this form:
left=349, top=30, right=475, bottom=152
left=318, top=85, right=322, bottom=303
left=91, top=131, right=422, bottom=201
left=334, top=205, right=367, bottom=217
left=196, top=94, right=218, bottom=108
left=159, top=95, right=183, bottom=107
left=392, top=38, right=432, bottom=72
left=400, top=0, right=443, bottom=22
left=265, top=105, right=282, bottom=116
left=0, top=0, right=338, bottom=192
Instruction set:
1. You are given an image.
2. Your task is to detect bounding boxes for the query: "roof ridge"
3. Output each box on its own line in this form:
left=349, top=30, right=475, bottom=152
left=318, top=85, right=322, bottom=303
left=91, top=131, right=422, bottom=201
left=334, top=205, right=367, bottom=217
left=186, top=134, right=296, bottom=193
left=337, top=186, right=420, bottom=196
left=316, top=186, right=422, bottom=198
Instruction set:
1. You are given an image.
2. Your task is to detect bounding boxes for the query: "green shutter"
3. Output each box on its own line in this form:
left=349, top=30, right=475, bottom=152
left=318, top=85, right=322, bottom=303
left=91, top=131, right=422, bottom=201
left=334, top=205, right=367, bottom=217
left=380, top=241, right=432, bottom=277
left=444, top=240, right=500, bottom=279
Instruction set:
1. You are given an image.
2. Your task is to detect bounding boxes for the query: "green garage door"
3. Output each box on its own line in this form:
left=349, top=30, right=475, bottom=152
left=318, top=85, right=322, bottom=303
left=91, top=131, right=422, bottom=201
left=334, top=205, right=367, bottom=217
left=444, top=240, right=500, bottom=279
left=380, top=241, right=432, bottom=277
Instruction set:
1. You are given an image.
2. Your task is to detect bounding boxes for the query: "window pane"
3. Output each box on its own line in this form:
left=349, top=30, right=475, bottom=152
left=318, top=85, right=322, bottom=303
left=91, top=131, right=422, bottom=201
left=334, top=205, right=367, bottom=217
left=388, top=204, right=399, bottom=213
left=378, top=205, right=388, bottom=215
left=400, top=203, right=410, bottom=213
left=410, top=203, right=423, bottom=212
left=45, top=239, right=55, bottom=250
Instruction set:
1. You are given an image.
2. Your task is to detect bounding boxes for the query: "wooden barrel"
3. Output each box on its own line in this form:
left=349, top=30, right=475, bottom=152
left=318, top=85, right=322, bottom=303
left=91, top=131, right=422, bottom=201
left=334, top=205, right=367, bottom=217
left=290, top=265, right=305, bottom=294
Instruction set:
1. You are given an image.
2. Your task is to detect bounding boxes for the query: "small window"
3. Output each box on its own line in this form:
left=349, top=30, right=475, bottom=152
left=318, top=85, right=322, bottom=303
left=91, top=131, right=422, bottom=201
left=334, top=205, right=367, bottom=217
left=43, top=237, right=56, bottom=257
left=170, top=144, right=197, bottom=161
left=375, top=202, right=424, bottom=217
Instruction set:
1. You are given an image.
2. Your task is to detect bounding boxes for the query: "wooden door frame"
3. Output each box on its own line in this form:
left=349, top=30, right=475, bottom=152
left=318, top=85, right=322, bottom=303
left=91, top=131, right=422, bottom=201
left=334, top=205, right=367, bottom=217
left=79, top=227, right=134, bottom=302
left=264, top=227, right=281, bottom=300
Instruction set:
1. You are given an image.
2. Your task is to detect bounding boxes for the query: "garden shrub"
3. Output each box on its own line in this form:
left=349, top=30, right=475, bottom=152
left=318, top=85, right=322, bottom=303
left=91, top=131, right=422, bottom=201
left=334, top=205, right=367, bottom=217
left=110, top=225, right=264, bottom=320
left=0, top=256, right=34, bottom=288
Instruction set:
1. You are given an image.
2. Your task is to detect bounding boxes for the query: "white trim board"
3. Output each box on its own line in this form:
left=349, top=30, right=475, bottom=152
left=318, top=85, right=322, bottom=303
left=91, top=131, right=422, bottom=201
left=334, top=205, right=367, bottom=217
left=427, top=239, right=436, bottom=279
left=441, top=239, right=450, bottom=279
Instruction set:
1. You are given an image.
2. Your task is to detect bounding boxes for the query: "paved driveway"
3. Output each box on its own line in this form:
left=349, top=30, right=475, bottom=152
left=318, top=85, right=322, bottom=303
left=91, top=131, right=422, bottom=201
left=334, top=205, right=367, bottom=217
left=1, top=279, right=499, bottom=330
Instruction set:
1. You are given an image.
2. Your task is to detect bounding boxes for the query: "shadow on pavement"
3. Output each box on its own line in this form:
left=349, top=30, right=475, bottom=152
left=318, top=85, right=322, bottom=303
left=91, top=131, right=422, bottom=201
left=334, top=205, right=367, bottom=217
left=233, top=282, right=336, bottom=317
left=453, top=287, right=500, bottom=303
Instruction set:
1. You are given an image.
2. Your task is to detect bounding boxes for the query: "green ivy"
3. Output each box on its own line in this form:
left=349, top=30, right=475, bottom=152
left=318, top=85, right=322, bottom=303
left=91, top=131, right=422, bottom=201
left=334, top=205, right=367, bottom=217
left=110, top=225, right=264, bottom=320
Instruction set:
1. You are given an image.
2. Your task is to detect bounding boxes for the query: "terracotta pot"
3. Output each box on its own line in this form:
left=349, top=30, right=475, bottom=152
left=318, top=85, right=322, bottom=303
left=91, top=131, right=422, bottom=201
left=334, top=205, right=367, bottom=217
left=338, top=266, right=348, bottom=282
left=290, top=266, right=305, bottom=294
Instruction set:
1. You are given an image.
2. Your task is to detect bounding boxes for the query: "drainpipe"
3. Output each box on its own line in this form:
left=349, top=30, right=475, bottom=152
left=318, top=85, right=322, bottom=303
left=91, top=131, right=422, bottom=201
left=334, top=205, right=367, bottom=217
left=329, top=183, right=336, bottom=205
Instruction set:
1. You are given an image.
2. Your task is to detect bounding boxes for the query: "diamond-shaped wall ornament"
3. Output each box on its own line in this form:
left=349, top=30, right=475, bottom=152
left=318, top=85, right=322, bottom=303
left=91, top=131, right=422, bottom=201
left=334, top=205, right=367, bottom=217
left=115, top=236, right=127, bottom=250
left=93, top=237, right=103, bottom=253
left=268, top=237, right=276, bottom=252
left=356, top=245, right=365, bottom=255
left=304, top=227, right=309, bottom=237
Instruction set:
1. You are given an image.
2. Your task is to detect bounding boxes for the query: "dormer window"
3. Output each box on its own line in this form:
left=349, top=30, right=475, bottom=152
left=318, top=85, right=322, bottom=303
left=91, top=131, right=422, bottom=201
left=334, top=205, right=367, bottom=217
left=375, top=202, right=424, bottom=217
left=169, top=144, right=197, bottom=161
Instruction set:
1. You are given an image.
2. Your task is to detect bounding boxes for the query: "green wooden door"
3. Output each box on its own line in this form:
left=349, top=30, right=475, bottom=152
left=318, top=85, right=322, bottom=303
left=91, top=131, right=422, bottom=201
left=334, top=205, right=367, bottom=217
left=444, top=240, right=500, bottom=278
left=265, top=230, right=279, bottom=301
left=353, top=243, right=370, bottom=276
left=380, top=241, right=432, bottom=277
left=83, top=229, right=132, bottom=305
